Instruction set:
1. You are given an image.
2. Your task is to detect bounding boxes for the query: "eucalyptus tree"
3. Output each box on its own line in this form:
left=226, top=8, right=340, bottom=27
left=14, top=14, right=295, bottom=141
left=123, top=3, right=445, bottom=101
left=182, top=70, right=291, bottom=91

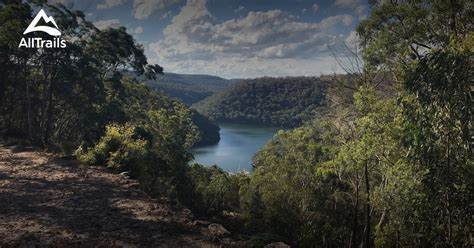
left=356, top=1, right=473, bottom=246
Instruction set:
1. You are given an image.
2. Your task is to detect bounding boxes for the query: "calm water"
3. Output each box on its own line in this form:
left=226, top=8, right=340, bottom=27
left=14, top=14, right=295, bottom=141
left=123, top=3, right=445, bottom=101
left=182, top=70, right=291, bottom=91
left=190, top=123, right=280, bottom=173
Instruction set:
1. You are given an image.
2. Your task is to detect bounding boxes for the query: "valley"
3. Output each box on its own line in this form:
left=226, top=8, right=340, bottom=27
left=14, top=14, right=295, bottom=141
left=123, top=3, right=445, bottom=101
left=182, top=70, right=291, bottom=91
left=1, top=1, right=471, bottom=247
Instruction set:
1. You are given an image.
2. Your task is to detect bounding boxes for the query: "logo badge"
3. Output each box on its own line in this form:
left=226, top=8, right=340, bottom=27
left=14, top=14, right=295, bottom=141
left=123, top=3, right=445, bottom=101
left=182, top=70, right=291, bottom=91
left=19, top=9, right=66, bottom=48
left=24, top=9, right=61, bottom=36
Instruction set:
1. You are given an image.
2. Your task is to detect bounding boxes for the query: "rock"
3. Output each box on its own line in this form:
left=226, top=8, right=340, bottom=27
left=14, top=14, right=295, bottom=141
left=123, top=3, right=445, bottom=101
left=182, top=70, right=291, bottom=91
left=205, top=223, right=230, bottom=242
left=264, top=242, right=291, bottom=248
left=119, top=171, right=130, bottom=178
left=193, top=220, right=211, bottom=227
left=180, top=208, right=193, bottom=219
left=59, top=155, right=76, bottom=160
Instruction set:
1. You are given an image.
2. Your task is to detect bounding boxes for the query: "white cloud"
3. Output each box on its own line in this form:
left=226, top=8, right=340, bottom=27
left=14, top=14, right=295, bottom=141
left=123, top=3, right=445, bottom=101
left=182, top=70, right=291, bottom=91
left=131, top=26, right=144, bottom=34
left=48, top=0, right=76, bottom=8
left=161, top=10, right=173, bottom=19
left=334, top=0, right=362, bottom=8
left=344, top=30, right=359, bottom=49
left=93, top=19, right=121, bottom=30
left=149, top=0, right=355, bottom=78
left=153, top=1, right=353, bottom=58
left=335, top=0, right=366, bottom=19
left=97, top=0, right=126, bottom=9
left=355, top=5, right=366, bottom=15
left=133, top=0, right=180, bottom=19
left=312, top=3, right=319, bottom=12
left=235, top=6, right=245, bottom=13
left=318, top=14, right=353, bottom=29
left=149, top=54, right=344, bottom=79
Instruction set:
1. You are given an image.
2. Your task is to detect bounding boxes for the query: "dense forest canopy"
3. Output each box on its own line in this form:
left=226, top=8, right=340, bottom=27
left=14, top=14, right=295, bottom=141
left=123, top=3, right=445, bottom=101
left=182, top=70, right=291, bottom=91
left=193, top=76, right=331, bottom=127
left=145, top=73, right=234, bottom=105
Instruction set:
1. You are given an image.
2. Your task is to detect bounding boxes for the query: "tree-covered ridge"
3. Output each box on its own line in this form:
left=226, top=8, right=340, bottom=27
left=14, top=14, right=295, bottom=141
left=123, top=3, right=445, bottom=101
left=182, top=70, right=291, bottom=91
left=145, top=73, right=234, bottom=105
left=193, top=76, right=330, bottom=127
left=191, top=110, right=220, bottom=146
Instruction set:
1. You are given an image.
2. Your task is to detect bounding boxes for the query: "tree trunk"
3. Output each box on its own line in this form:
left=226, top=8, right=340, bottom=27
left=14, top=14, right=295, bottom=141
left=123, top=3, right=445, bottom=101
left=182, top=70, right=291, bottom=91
left=350, top=176, right=360, bottom=248
left=26, top=79, right=33, bottom=140
left=364, top=160, right=371, bottom=248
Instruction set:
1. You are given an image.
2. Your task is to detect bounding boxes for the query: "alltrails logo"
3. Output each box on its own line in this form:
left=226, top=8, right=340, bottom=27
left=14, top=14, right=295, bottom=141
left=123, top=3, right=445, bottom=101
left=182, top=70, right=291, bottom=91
left=19, top=9, right=66, bottom=48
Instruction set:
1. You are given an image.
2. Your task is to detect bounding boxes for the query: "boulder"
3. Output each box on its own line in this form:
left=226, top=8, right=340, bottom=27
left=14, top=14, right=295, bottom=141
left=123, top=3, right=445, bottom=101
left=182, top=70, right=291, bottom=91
left=205, top=223, right=230, bottom=242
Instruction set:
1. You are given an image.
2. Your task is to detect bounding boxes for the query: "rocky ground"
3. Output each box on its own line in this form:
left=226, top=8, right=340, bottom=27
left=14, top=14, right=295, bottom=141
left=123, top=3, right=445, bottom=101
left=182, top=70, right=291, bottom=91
left=0, top=145, right=244, bottom=247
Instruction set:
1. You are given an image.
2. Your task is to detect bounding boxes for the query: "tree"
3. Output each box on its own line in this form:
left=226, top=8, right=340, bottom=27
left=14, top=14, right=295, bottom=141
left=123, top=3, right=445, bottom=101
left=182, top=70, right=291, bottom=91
left=243, top=123, right=354, bottom=246
left=356, top=1, right=473, bottom=246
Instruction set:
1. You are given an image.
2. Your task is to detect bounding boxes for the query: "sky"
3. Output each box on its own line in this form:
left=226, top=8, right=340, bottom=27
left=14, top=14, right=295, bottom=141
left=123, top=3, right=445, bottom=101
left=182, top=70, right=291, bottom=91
left=48, top=0, right=369, bottom=79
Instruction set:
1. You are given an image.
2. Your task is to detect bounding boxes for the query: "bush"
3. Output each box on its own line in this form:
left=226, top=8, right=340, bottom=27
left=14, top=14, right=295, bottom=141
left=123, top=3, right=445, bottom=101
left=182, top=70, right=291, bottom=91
left=77, top=123, right=149, bottom=175
left=186, top=164, right=246, bottom=216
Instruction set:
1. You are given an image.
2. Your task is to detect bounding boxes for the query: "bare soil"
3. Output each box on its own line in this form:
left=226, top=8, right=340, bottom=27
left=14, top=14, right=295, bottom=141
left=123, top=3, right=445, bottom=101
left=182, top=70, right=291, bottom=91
left=0, top=145, right=238, bottom=247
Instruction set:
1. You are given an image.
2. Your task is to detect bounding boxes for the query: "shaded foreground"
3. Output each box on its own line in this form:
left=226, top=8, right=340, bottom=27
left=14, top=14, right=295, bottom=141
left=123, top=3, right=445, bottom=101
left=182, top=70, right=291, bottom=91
left=0, top=145, right=242, bottom=247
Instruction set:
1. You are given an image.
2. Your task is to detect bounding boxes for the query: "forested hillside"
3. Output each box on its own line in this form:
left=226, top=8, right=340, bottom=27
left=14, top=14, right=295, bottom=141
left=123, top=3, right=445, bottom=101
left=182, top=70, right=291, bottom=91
left=191, top=110, right=220, bottom=146
left=145, top=73, right=234, bottom=105
left=193, top=77, right=330, bottom=127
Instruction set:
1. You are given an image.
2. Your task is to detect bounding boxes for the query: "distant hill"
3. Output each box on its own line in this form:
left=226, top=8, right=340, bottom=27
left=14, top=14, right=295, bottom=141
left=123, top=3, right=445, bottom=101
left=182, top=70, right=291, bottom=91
left=145, top=73, right=235, bottom=105
left=192, top=76, right=331, bottom=128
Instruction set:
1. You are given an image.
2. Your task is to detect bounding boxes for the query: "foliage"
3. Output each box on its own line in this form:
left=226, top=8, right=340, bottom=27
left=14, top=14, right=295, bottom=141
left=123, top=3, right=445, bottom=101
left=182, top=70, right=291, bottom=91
left=243, top=122, right=353, bottom=246
left=191, top=110, right=220, bottom=146
left=1, top=1, right=472, bottom=247
left=0, top=1, right=212, bottom=201
left=77, top=123, right=148, bottom=172
left=185, top=164, right=244, bottom=216
left=239, top=2, right=473, bottom=247
left=146, top=73, right=233, bottom=105
left=193, top=77, right=330, bottom=128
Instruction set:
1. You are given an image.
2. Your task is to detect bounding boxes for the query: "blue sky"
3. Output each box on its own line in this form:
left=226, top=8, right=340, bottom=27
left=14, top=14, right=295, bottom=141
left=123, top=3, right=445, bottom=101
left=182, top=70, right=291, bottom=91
left=49, top=0, right=369, bottom=78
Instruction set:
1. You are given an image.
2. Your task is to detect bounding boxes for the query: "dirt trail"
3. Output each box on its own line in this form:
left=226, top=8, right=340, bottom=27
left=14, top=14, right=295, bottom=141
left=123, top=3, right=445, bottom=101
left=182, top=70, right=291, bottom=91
left=0, top=146, right=237, bottom=247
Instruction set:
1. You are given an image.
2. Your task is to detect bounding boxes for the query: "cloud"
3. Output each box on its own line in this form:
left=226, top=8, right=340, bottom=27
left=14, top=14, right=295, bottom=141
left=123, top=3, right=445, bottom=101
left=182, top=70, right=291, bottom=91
left=161, top=10, right=173, bottom=19
left=149, top=0, right=355, bottom=78
left=131, top=26, right=144, bottom=34
left=48, top=0, right=76, bottom=8
left=312, top=3, right=319, bottom=12
left=148, top=54, right=344, bottom=79
left=355, top=5, right=366, bottom=15
left=93, top=19, right=121, bottom=30
left=97, top=0, right=126, bottom=9
left=152, top=0, right=353, bottom=60
left=344, top=30, right=359, bottom=49
left=334, top=0, right=362, bottom=8
left=133, top=0, right=180, bottom=19
left=334, top=0, right=366, bottom=19
left=235, top=6, right=245, bottom=13
left=318, top=14, right=353, bottom=29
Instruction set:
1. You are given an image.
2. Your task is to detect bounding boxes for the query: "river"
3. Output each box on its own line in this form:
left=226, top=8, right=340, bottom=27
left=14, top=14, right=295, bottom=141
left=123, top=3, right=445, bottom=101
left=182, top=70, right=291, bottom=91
left=190, top=123, right=280, bottom=173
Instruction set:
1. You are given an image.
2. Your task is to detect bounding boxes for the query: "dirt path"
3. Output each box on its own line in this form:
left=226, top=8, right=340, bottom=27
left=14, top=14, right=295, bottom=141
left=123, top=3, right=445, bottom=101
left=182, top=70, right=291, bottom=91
left=0, top=146, right=235, bottom=247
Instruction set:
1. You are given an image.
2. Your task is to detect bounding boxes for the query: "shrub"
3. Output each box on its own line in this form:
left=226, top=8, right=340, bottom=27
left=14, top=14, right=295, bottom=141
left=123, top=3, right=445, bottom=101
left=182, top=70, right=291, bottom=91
left=77, top=123, right=149, bottom=175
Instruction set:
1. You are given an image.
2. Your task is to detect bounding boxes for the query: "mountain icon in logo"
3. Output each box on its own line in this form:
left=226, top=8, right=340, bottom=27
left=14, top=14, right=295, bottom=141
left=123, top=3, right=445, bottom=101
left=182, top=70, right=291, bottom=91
left=23, top=9, right=61, bottom=36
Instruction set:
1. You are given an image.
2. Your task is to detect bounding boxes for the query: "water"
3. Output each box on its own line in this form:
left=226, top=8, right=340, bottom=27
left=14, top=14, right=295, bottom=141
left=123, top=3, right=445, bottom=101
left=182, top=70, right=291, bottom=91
left=190, top=123, right=280, bottom=173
